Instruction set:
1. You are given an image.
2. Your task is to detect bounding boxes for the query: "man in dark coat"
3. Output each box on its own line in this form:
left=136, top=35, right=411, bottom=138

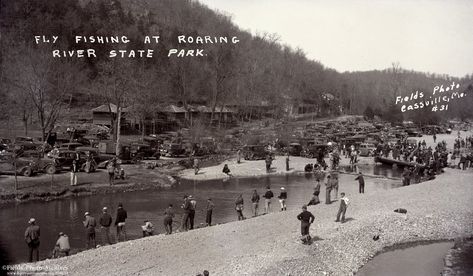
left=99, top=207, right=112, bottom=245
left=83, top=212, right=97, bottom=249
left=355, top=172, right=365, bottom=193
left=297, top=205, right=315, bottom=244
left=263, top=187, right=274, bottom=214
left=115, top=203, right=128, bottom=241
left=24, top=218, right=40, bottom=262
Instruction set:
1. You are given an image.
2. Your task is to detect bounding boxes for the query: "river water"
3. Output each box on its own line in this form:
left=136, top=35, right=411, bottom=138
left=356, top=241, right=453, bottom=276
left=0, top=164, right=402, bottom=264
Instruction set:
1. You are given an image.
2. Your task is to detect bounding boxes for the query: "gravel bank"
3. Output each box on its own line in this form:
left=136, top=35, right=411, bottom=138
left=28, top=169, right=473, bottom=276
left=179, top=155, right=372, bottom=181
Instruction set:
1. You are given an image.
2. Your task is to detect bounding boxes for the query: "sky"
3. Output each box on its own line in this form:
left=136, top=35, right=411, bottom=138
left=199, top=0, right=473, bottom=78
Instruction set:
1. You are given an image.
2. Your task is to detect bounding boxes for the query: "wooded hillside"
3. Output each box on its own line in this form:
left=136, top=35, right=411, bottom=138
left=1, top=0, right=472, bottom=137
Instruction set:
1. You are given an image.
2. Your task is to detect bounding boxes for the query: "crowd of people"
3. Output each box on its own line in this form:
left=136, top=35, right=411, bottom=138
left=22, top=130, right=473, bottom=264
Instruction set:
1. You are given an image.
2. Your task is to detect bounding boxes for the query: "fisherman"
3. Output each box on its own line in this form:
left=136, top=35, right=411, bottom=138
left=107, top=158, right=116, bottom=186
left=181, top=195, right=190, bottom=231
left=297, top=205, right=315, bottom=245
left=286, top=152, right=290, bottom=171
left=70, top=159, right=78, bottom=186
left=325, top=175, right=332, bottom=204
left=355, top=172, right=365, bottom=194
left=335, top=192, right=350, bottom=223
left=24, top=218, right=40, bottom=262
left=52, top=232, right=70, bottom=258
left=115, top=203, right=128, bottom=241
left=141, top=220, right=154, bottom=237
left=265, top=154, right=272, bottom=173
left=278, top=187, right=288, bottom=211
left=188, top=195, right=197, bottom=229
left=99, top=207, right=112, bottom=245
left=237, top=149, right=242, bottom=164
left=83, top=212, right=97, bottom=249
left=263, top=187, right=274, bottom=214
left=164, top=204, right=175, bottom=234
left=251, top=189, right=260, bottom=217
left=193, top=157, right=200, bottom=175
left=206, top=199, right=214, bottom=226
left=331, top=172, right=339, bottom=200
left=235, top=194, right=245, bottom=220
left=222, top=164, right=232, bottom=176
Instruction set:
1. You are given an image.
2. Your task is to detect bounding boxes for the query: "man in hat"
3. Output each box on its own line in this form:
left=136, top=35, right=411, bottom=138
left=180, top=195, right=190, bottom=231
left=24, top=218, right=40, bottom=262
left=335, top=192, right=350, bottom=223
left=83, top=212, right=97, bottom=249
left=115, top=203, right=128, bottom=241
left=53, top=232, right=70, bottom=258
left=278, top=187, right=287, bottom=211
left=355, top=172, right=365, bottom=194
left=205, top=199, right=214, bottom=226
left=188, top=195, right=197, bottom=230
left=99, top=207, right=112, bottom=245
left=297, top=205, right=315, bottom=244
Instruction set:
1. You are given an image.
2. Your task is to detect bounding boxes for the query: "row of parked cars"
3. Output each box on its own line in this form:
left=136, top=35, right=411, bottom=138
left=0, top=136, right=115, bottom=177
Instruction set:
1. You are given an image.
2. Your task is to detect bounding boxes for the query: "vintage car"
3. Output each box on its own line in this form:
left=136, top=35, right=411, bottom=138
left=301, top=143, right=329, bottom=158
left=50, top=150, right=86, bottom=172
left=130, top=143, right=160, bottom=161
left=358, top=143, right=377, bottom=157
left=58, top=142, right=83, bottom=151
left=0, top=153, right=35, bottom=176
left=242, top=145, right=269, bottom=160
left=160, top=142, right=187, bottom=157
left=287, top=143, right=303, bottom=156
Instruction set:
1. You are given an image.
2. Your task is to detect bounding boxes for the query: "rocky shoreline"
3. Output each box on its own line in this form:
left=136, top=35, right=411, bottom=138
left=23, top=168, right=473, bottom=276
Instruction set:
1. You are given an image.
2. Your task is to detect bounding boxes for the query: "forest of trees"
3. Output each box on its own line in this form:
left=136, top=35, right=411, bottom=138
left=1, top=0, right=472, bottom=139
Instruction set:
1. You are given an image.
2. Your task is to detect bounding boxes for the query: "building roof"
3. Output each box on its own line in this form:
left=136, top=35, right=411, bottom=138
left=92, top=104, right=129, bottom=113
left=160, top=104, right=187, bottom=113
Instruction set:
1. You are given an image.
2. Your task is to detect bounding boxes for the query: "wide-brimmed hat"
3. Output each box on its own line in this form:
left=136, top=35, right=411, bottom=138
left=102, top=207, right=108, bottom=211
left=28, top=218, right=36, bottom=224
left=280, top=187, right=285, bottom=190
left=84, top=212, right=90, bottom=216
left=59, top=232, right=64, bottom=236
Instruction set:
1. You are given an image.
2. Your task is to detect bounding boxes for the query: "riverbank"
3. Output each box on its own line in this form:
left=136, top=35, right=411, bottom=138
left=0, top=164, right=179, bottom=204
left=28, top=168, right=473, bottom=275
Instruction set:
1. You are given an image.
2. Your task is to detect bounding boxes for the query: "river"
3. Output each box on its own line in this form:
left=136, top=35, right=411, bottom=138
left=0, top=164, right=402, bottom=264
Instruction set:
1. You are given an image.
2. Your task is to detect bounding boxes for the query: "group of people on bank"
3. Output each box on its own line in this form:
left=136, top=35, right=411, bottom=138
left=24, top=203, right=128, bottom=262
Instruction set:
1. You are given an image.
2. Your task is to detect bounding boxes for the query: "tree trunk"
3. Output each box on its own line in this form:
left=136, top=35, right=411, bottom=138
left=115, top=106, right=122, bottom=157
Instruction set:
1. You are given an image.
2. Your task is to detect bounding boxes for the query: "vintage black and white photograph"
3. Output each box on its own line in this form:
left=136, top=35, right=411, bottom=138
left=0, top=0, right=472, bottom=275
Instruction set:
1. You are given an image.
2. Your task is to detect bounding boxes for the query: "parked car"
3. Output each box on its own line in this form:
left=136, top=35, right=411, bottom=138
left=242, top=145, right=269, bottom=160
left=406, top=129, right=423, bottom=137
left=50, top=150, right=81, bottom=172
left=14, top=136, right=34, bottom=143
left=13, top=150, right=57, bottom=174
left=130, top=143, right=160, bottom=161
left=58, top=142, right=83, bottom=151
left=301, top=143, right=329, bottom=158
left=358, top=143, right=376, bottom=157
left=0, top=153, right=36, bottom=176
left=287, top=143, right=303, bottom=156
left=160, top=142, right=186, bottom=157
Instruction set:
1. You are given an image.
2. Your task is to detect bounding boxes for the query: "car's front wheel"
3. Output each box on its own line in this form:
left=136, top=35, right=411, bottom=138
left=45, top=165, right=57, bottom=174
left=22, top=167, right=33, bottom=177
